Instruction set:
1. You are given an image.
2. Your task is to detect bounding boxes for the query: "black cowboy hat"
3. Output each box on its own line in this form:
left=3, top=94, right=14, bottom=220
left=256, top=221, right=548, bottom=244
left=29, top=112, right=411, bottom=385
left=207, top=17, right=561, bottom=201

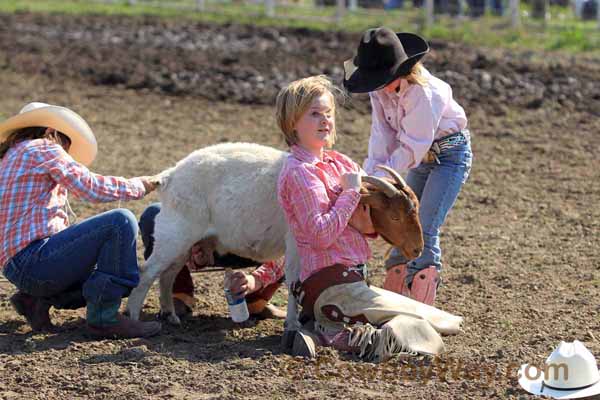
left=343, top=27, right=429, bottom=94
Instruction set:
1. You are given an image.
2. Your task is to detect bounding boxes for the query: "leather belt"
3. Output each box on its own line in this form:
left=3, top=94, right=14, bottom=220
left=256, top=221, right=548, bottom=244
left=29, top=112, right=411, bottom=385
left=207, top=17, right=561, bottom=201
left=292, top=264, right=368, bottom=320
left=422, top=129, right=470, bottom=164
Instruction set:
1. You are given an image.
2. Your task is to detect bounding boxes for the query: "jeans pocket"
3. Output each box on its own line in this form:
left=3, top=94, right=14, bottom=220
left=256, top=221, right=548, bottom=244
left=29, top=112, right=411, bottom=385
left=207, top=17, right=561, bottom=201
left=443, top=144, right=472, bottom=169
left=2, top=240, right=60, bottom=296
left=2, top=241, right=41, bottom=288
left=5, top=264, right=61, bottom=296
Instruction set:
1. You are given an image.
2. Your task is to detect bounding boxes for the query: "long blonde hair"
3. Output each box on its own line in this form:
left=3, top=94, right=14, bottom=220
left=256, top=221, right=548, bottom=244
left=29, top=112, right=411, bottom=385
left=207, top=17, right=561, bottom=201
left=404, top=62, right=428, bottom=86
left=275, top=75, right=342, bottom=147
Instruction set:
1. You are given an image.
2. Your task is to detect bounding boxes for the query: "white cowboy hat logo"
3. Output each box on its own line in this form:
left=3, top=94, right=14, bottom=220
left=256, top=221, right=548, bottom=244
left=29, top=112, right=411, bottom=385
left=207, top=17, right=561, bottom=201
left=518, top=340, right=600, bottom=399
left=0, top=102, right=97, bottom=166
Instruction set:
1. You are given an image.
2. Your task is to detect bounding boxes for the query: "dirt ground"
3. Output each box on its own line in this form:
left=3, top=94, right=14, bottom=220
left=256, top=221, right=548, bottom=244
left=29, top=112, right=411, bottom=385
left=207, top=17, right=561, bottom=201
left=0, top=12, right=599, bottom=400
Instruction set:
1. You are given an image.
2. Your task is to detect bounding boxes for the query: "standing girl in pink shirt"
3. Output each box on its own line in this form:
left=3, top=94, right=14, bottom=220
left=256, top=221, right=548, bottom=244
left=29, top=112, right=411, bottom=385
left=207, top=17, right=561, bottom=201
left=276, top=76, right=462, bottom=360
left=344, top=27, right=473, bottom=306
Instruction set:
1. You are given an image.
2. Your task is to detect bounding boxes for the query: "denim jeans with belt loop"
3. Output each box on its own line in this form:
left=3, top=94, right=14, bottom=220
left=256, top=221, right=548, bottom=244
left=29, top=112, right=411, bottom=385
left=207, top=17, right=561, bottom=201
left=2, top=209, right=141, bottom=308
left=384, top=130, right=473, bottom=286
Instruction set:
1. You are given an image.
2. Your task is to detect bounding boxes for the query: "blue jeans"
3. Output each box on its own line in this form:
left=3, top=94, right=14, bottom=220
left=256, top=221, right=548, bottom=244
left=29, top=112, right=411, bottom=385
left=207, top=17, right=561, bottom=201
left=384, top=132, right=473, bottom=284
left=384, top=0, right=404, bottom=9
left=2, top=209, right=140, bottom=307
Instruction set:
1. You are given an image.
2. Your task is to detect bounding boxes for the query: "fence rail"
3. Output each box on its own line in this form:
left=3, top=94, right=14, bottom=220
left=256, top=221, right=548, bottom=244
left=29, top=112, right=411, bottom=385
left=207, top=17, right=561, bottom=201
left=100, top=0, right=600, bottom=30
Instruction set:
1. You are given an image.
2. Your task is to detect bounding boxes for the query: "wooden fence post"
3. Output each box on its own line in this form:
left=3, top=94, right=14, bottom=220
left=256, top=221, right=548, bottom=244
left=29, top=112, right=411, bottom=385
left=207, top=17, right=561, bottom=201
left=457, top=0, right=465, bottom=18
left=336, top=0, right=346, bottom=24
left=265, top=0, right=275, bottom=17
left=196, top=0, right=206, bottom=11
left=425, top=0, right=434, bottom=28
left=510, top=0, right=520, bottom=27
left=530, top=0, right=547, bottom=21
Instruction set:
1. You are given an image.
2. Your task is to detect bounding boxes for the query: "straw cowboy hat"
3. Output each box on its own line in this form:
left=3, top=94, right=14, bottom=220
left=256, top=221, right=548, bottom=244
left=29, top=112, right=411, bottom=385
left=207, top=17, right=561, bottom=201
left=518, top=340, right=600, bottom=399
left=0, top=102, right=97, bottom=166
left=343, top=27, right=429, bottom=94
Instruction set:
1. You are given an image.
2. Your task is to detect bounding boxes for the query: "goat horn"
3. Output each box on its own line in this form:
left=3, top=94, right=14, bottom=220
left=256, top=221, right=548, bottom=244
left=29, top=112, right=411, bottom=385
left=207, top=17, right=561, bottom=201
left=362, top=176, right=397, bottom=198
left=375, top=165, right=407, bottom=190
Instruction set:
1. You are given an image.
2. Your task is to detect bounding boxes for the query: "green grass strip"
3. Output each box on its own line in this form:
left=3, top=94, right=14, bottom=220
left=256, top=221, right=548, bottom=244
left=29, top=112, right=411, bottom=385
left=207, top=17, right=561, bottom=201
left=1, top=0, right=598, bottom=53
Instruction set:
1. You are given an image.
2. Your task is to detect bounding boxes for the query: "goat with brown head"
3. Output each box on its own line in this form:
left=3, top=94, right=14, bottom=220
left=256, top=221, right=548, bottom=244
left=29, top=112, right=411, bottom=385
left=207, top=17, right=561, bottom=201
left=360, top=165, right=423, bottom=261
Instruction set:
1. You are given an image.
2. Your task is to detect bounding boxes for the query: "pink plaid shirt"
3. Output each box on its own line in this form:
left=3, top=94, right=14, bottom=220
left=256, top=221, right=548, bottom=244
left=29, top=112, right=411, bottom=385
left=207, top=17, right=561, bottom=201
left=251, top=257, right=285, bottom=287
left=278, top=145, right=371, bottom=283
left=0, top=139, right=146, bottom=268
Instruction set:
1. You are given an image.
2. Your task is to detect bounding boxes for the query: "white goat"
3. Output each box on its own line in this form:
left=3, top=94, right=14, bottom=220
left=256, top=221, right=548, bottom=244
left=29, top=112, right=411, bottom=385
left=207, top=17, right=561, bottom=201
left=126, top=142, right=304, bottom=333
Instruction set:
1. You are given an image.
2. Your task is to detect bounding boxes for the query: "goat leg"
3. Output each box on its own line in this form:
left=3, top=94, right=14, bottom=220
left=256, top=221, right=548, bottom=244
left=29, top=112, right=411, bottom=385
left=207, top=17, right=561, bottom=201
left=281, top=292, right=301, bottom=351
left=282, top=231, right=302, bottom=351
left=127, top=257, right=165, bottom=320
left=158, top=263, right=186, bottom=325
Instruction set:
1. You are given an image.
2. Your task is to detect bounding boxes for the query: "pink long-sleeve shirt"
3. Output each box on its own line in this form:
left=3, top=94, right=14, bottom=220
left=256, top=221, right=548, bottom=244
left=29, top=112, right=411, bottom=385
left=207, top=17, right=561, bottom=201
left=277, top=145, right=371, bottom=283
left=250, top=257, right=285, bottom=288
left=363, top=67, right=468, bottom=176
left=0, top=139, right=146, bottom=268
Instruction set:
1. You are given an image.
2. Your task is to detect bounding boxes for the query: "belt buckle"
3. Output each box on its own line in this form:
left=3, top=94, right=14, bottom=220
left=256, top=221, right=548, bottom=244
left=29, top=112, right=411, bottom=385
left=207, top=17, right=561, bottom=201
left=361, top=264, right=371, bottom=286
left=432, top=143, right=441, bottom=164
left=349, top=264, right=368, bottom=281
left=423, top=149, right=439, bottom=164
left=360, top=264, right=368, bottom=281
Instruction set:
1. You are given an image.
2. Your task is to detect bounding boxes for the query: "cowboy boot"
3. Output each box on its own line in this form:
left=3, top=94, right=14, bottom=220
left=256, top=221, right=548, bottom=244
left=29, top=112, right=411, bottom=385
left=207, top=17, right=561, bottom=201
left=293, top=328, right=360, bottom=358
left=321, top=328, right=358, bottom=352
left=409, top=266, right=440, bottom=306
left=383, top=264, right=411, bottom=296
left=10, top=292, right=54, bottom=332
left=86, top=301, right=162, bottom=339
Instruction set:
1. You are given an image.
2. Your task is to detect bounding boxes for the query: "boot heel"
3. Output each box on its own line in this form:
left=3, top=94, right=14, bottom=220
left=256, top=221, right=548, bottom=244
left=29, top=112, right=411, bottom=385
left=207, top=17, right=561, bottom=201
left=383, top=264, right=411, bottom=296
left=409, top=266, right=439, bottom=306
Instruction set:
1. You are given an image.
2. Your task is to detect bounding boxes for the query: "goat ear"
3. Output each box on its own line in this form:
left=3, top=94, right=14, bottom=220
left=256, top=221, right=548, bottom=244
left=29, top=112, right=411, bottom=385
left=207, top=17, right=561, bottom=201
left=360, top=192, right=388, bottom=209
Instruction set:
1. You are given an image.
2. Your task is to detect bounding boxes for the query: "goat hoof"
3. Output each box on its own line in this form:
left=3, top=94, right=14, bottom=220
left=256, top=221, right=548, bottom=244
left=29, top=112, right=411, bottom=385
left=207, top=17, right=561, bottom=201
left=281, top=330, right=297, bottom=352
left=159, top=312, right=181, bottom=326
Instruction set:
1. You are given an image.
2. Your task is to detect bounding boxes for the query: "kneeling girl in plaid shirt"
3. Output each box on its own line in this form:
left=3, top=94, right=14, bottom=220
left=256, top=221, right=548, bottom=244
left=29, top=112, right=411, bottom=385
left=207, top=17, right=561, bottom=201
left=0, top=102, right=161, bottom=339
